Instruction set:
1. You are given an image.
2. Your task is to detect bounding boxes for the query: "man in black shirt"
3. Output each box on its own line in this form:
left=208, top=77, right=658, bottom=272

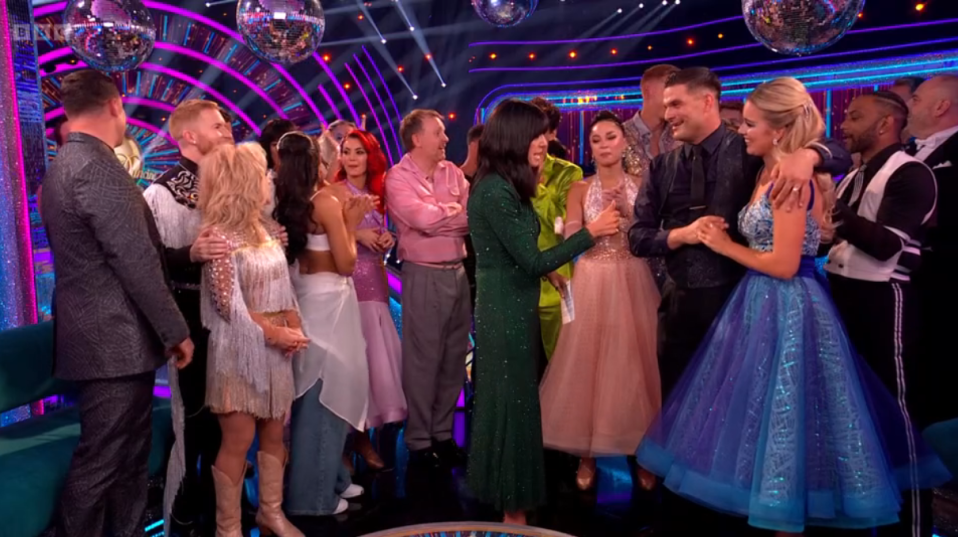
left=629, top=67, right=850, bottom=400
left=629, top=67, right=851, bottom=536
left=827, top=91, right=938, bottom=537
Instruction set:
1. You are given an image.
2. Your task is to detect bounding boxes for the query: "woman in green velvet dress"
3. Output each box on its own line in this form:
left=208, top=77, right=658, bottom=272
left=466, top=99, right=622, bottom=525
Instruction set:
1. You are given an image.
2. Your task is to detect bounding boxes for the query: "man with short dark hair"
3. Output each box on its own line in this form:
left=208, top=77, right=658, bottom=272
left=460, top=123, right=484, bottom=182
left=144, top=98, right=234, bottom=536
left=387, top=109, right=471, bottom=467
left=629, top=65, right=851, bottom=535
left=829, top=91, right=938, bottom=537
left=258, top=118, right=297, bottom=171
left=41, top=69, right=193, bottom=537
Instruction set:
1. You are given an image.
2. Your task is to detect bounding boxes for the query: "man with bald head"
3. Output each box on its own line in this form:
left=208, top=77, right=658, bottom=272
left=829, top=91, right=939, bottom=537
left=907, top=75, right=958, bottom=439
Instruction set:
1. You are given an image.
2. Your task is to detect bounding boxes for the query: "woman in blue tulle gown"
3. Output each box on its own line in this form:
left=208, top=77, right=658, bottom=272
left=635, top=77, right=951, bottom=535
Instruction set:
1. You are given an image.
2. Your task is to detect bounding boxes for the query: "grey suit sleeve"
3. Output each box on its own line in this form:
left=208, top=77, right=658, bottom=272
left=75, top=160, right=189, bottom=348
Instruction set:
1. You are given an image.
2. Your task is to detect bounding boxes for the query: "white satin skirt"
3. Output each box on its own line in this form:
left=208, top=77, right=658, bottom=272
left=291, top=270, right=370, bottom=431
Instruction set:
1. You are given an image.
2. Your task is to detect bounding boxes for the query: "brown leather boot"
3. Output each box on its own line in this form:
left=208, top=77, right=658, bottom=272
left=255, top=451, right=304, bottom=537
left=211, top=466, right=244, bottom=537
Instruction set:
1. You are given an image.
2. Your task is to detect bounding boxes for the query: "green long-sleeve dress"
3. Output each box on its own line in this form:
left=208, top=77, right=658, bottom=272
left=466, top=174, right=595, bottom=513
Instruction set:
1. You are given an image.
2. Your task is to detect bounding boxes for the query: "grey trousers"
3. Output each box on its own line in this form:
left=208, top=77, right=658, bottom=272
left=400, top=262, right=472, bottom=451
left=55, top=372, right=155, bottom=537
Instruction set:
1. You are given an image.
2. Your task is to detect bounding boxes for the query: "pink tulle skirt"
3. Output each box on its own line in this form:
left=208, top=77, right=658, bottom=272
left=358, top=300, right=407, bottom=429
left=539, top=254, right=662, bottom=457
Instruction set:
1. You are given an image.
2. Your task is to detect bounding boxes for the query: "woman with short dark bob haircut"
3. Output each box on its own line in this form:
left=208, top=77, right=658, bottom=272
left=465, top=99, right=621, bottom=524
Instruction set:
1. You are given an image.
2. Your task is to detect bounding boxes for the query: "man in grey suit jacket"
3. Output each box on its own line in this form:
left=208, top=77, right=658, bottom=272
left=40, top=69, right=194, bottom=537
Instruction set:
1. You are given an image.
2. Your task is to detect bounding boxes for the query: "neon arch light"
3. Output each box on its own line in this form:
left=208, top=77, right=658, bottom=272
left=34, top=0, right=350, bottom=125
left=44, top=96, right=176, bottom=122
left=45, top=61, right=263, bottom=135
left=39, top=44, right=290, bottom=121
left=344, top=62, right=394, bottom=165
left=353, top=53, right=400, bottom=161
left=361, top=46, right=403, bottom=158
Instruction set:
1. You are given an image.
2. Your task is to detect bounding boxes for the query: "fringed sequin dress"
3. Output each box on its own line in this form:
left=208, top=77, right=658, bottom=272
left=202, top=226, right=299, bottom=420
left=347, top=182, right=406, bottom=429
left=540, top=176, right=661, bottom=457
left=636, top=188, right=951, bottom=532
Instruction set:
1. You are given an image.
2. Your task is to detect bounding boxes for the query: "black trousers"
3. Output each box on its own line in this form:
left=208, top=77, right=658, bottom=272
left=56, top=372, right=155, bottom=537
left=829, top=274, right=934, bottom=537
left=656, top=280, right=750, bottom=535
left=657, top=279, right=738, bottom=399
left=171, top=331, right=221, bottom=529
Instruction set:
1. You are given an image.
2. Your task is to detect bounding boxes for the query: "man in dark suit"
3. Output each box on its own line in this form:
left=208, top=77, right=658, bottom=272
left=40, top=69, right=193, bottom=537
left=907, top=75, right=958, bottom=433
left=628, top=67, right=850, bottom=535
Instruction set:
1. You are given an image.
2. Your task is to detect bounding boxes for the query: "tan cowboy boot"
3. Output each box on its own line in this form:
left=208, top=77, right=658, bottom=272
left=211, top=466, right=244, bottom=537
left=255, top=451, right=304, bottom=537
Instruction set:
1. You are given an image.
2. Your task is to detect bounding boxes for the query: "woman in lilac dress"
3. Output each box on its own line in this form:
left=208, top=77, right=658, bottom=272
left=337, top=130, right=405, bottom=469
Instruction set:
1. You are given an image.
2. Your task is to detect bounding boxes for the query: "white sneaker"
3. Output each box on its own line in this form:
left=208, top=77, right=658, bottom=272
left=341, top=483, right=364, bottom=499
left=333, top=498, right=349, bottom=515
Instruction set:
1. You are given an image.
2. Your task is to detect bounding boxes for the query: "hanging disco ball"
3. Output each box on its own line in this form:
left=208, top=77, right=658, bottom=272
left=63, top=0, right=156, bottom=73
left=742, top=0, right=865, bottom=56
left=236, top=0, right=326, bottom=65
left=471, top=0, right=539, bottom=28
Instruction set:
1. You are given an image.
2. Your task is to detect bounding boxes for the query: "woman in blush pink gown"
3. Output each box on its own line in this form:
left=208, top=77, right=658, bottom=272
left=539, top=111, right=661, bottom=491
left=337, top=130, right=406, bottom=469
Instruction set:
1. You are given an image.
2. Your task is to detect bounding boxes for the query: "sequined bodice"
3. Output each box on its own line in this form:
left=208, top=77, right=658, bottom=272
left=346, top=181, right=385, bottom=261
left=738, top=190, right=821, bottom=256
left=583, top=175, right=638, bottom=261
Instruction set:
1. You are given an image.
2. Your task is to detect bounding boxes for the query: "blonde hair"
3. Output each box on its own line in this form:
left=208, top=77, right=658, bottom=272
left=747, top=77, right=835, bottom=242
left=169, top=99, right=220, bottom=141
left=198, top=143, right=269, bottom=243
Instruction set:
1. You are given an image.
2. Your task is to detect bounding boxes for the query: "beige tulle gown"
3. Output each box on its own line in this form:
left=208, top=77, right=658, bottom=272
left=539, top=175, right=661, bottom=457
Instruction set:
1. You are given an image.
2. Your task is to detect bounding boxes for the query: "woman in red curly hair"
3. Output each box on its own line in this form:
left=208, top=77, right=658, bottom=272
left=336, top=130, right=406, bottom=469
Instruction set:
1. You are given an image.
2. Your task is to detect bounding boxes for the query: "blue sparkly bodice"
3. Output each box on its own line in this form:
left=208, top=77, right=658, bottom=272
left=738, top=187, right=821, bottom=256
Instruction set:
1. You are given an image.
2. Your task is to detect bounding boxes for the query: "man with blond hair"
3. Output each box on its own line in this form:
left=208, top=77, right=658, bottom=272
left=143, top=98, right=233, bottom=536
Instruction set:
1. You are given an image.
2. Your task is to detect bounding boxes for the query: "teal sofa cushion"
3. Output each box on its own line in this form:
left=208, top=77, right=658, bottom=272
left=924, top=419, right=958, bottom=478
left=0, top=397, right=172, bottom=537
left=0, top=322, right=73, bottom=413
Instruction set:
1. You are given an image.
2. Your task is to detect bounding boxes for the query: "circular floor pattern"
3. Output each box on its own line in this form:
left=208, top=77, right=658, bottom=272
left=361, top=522, right=576, bottom=537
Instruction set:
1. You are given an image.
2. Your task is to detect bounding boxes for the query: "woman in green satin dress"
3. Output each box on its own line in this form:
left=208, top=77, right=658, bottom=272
left=466, top=99, right=622, bottom=525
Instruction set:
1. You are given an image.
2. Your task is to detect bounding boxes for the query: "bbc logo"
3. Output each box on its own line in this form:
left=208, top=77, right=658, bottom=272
left=14, top=22, right=71, bottom=43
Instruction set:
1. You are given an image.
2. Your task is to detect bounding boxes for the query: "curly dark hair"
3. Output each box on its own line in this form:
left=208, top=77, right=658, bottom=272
left=272, top=131, right=319, bottom=264
left=475, top=99, right=550, bottom=202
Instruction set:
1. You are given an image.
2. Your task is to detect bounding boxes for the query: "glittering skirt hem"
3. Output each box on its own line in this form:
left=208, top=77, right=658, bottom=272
left=635, top=270, right=952, bottom=532
left=206, top=365, right=294, bottom=421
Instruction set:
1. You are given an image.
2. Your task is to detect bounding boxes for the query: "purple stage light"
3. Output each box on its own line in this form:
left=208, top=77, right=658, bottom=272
left=46, top=60, right=263, bottom=135
left=45, top=96, right=176, bottom=122
left=353, top=54, right=400, bottom=164
left=344, top=62, right=394, bottom=165
left=468, top=15, right=743, bottom=46
left=33, top=0, right=334, bottom=126
left=474, top=40, right=958, bottom=115
left=314, top=52, right=360, bottom=125
left=361, top=46, right=404, bottom=158
left=39, top=45, right=290, bottom=120
left=468, top=18, right=958, bottom=73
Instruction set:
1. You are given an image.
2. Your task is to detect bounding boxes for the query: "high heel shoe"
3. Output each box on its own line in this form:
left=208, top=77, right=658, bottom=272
left=355, top=433, right=386, bottom=471
left=254, top=451, right=304, bottom=537
left=637, top=468, right=657, bottom=491
left=211, top=466, right=244, bottom=537
left=576, top=458, right=597, bottom=491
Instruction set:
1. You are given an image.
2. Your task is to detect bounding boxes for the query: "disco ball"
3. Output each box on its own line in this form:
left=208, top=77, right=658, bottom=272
left=742, top=0, right=864, bottom=56
left=471, top=0, right=539, bottom=28
left=237, top=0, right=326, bottom=65
left=63, top=0, right=156, bottom=73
